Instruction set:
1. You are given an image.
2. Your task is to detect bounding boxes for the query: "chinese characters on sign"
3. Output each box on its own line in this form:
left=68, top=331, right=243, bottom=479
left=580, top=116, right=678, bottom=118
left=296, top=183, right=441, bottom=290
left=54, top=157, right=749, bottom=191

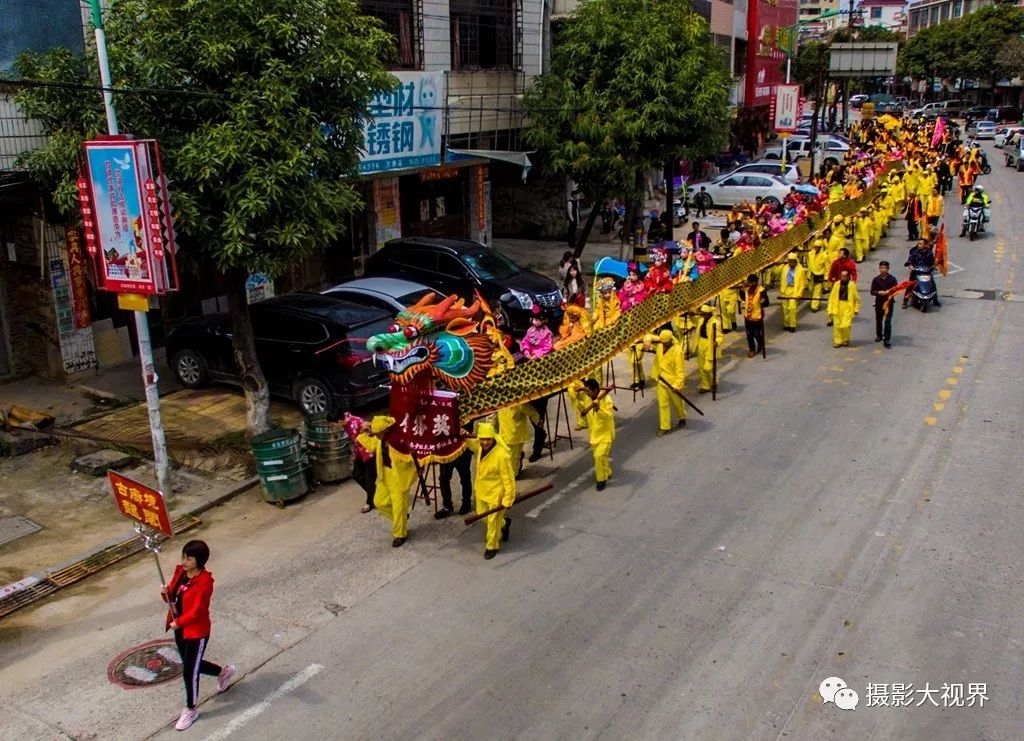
left=359, top=72, right=445, bottom=175
left=49, top=228, right=97, bottom=373
left=109, top=470, right=174, bottom=537
left=772, top=84, right=801, bottom=133
left=389, top=385, right=463, bottom=462
left=373, top=176, right=401, bottom=250
left=79, top=137, right=178, bottom=296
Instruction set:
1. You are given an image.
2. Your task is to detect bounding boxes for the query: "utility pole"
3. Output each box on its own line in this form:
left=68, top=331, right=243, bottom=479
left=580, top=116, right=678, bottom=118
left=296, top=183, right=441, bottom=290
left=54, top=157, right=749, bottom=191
left=842, top=0, right=855, bottom=131
left=85, top=0, right=173, bottom=500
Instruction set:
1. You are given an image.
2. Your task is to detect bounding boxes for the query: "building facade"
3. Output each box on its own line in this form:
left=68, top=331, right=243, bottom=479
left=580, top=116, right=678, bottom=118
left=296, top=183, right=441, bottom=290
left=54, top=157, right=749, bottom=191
left=859, top=0, right=907, bottom=34
left=907, top=0, right=992, bottom=36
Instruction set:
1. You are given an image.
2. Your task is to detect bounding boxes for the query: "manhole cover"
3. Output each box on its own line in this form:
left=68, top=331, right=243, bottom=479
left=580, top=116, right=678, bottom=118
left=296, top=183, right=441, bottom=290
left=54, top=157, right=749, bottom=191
left=108, top=639, right=182, bottom=689
left=0, top=516, right=42, bottom=547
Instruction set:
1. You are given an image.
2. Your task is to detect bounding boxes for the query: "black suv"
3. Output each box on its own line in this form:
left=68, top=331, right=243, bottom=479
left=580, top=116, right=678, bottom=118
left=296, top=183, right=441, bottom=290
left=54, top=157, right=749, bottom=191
left=166, top=293, right=393, bottom=417
left=988, top=106, right=1022, bottom=123
left=365, top=237, right=563, bottom=332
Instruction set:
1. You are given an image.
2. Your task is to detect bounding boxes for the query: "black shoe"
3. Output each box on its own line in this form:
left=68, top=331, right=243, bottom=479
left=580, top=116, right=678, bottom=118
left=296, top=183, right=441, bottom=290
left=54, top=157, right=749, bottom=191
left=392, top=537, right=407, bottom=548
left=826, top=321, right=833, bottom=327
left=484, top=549, right=498, bottom=560
left=434, top=507, right=454, bottom=520
left=501, top=517, right=511, bottom=543
left=528, top=451, right=543, bottom=463
left=677, top=419, right=686, bottom=428
left=934, top=301, right=942, bottom=307
left=787, top=327, right=796, bottom=333
left=458, top=502, right=472, bottom=516
left=901, top=303, right=908, bottom=310
left=596, top=480, right=607, bottom=491
left=874, top=336, right=882, bottom=342
left=884, top=341, right=892, bottom=348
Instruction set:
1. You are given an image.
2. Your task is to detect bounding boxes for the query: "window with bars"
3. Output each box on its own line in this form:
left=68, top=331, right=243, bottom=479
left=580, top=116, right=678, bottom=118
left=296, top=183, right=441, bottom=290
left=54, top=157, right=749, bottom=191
left=360, top=0, right=421, bottom=69
left=450, top=0, right=517, bottom=71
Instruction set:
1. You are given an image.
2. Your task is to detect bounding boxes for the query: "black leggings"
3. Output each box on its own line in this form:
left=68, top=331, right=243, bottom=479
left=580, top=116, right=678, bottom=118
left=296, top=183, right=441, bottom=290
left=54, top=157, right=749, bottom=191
left=175, top=631, right=221, bottom=709
left=745, top=319, right=764, bottom=353
left=352, top=455, right=377, bottom=508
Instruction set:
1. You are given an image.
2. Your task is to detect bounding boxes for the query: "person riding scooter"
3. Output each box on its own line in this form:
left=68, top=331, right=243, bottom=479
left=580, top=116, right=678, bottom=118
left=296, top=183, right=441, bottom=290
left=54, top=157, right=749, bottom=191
left=961, top=185, right=991, bottom=237
left=903, top=239, right=942, bottom=309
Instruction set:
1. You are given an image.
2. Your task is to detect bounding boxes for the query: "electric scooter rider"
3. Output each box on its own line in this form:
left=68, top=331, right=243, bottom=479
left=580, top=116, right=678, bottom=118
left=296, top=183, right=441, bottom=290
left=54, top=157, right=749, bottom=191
left=962, top=184, right=991, bottom=236
left=903, top=239, right=942, bottom=309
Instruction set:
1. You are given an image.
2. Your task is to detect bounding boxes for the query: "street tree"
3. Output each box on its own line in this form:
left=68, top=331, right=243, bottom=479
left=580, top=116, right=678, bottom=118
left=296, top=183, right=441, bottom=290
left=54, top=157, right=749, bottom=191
left=522, top=0, right=731, bottom=256
left=13, top=0, right=396, bottom=434
left=996, top=37, right=1024, bottom=79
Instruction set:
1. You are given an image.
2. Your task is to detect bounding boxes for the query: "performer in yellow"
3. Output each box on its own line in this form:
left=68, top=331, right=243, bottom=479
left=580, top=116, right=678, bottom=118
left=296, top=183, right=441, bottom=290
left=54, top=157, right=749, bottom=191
left=464, top=423, right=516, bottom=560
left=807, top=238, right=829, bottom=312
left=718, top=284, right=739, bottom=332
left=557, top=304, right=597, bottom=428
left=581, top=378, right=615, bottom=491
left=553, top=304, right=590, bottom=350
left=652, top=329, right=686, bottom=435
left=777, top=252, right=807, bottom=331
left=357, top=416, right=418, bottom=548
left=826, top=270, right=860, bottom=348
left=853, top=209, right=871, bottom=262
left=591, top=277, right=621, bottom=330
left=497, top=403, right=540, bottom=476
left=827, top=217, right=847, bottom=266
left=696, top=303, right=723, bottom=393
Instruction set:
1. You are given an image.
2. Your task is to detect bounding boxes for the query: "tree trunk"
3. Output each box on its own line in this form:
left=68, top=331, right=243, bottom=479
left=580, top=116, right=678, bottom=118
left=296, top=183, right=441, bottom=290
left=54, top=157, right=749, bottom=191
left=226, top=266, right=271, bottom=436
left=572, top=191, right=603, bottom=259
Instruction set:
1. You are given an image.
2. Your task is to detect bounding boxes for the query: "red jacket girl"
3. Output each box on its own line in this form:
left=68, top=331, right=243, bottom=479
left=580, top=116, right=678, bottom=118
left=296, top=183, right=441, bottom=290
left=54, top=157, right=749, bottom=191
left=164, top=563, right=214, bottom=639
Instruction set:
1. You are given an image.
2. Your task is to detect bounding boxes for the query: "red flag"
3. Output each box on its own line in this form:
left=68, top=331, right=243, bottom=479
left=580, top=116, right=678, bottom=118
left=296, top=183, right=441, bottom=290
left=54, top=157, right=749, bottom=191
left=932, top=117, right=945, bottom=148
left=883, top=280, right=916, bottom=317
left=934, top=223, right=949, bottom=277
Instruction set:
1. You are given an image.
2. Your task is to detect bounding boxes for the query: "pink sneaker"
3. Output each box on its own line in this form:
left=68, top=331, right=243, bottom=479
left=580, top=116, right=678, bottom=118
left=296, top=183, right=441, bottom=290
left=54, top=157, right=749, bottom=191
left=175, top=708, right=199, bottom=731
left=217, top=664, right=236, bottom=693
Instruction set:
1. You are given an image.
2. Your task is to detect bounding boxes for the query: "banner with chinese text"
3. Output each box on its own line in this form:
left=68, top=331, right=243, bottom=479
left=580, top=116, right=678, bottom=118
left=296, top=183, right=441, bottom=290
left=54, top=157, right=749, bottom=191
left=359, top=72, right=445, bottom=174
left=388, top=385, right=463, bottom=463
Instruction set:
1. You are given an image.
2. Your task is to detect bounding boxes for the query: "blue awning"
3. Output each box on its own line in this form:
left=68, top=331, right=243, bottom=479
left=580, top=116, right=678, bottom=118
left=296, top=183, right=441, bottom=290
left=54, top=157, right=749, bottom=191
left=445, top=149, right=533, bottom=181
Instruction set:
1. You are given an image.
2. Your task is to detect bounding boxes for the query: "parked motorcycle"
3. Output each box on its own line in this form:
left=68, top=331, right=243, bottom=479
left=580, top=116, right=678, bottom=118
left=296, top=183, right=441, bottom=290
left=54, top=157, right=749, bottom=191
left=910, top=269, right=938, bottom=312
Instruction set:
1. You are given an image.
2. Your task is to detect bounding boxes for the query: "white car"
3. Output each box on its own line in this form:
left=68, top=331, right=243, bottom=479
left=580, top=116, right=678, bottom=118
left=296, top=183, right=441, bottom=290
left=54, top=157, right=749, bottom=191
left=722, top=162, right=801, bottom=182
left=995, top=126, right=1019, bottom=147
left=761, top=136, right=850, bottom=168
left=691, top=173, right=792, bottom=210
left=969, top=120, right=997, bottom=140
left=322, top=277, right=442, bottom=314
left=995, top=126, right=1024, bottom=148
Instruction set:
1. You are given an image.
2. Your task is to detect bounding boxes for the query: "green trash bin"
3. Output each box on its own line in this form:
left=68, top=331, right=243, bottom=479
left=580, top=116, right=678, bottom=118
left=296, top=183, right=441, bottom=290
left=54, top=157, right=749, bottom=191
left=304, top=418, right=353, bottom=484
left=251, top=429, right=309, bottom=506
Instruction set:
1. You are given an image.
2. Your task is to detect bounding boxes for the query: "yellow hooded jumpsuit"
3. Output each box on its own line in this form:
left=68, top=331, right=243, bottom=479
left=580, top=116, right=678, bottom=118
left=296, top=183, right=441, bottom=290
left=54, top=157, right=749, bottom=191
left=497, top=403, right=540, bottom=475
left=853, top=211, right=871, bottom=262
left=586, top=393, right=615, bottom=484
left=827, top=280, right=861, bottom=347
left=778, top=258, right=807, bottom=330
left=696, top=308, right=723, bottom=392
left=808, top=240, right=829, bottom=312
left=719, top=286, right=740, bottom=331
left=357, top=424, right=417, bottom=540
left=465, top=430, right=516, bottom=553
left=654, top=330, right=686, bottom=432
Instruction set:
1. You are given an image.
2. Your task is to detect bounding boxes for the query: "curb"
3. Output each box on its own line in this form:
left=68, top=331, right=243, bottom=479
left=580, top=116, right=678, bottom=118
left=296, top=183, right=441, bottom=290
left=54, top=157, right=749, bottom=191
left=0, top=476, right=259, bottom=620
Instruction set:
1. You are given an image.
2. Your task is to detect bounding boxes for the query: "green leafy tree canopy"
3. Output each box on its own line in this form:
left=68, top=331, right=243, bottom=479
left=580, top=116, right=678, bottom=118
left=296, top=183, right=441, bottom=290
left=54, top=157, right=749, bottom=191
left=523, top=0, right=731, bottom=253
left=14, top=0, right=397, bottom=432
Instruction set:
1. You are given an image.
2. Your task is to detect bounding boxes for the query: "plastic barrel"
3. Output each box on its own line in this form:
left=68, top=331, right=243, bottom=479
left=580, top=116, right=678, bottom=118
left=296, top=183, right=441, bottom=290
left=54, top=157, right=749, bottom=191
left=251, top=429, right=308, bottom=505
left=304, top=418, right=353, bottom=484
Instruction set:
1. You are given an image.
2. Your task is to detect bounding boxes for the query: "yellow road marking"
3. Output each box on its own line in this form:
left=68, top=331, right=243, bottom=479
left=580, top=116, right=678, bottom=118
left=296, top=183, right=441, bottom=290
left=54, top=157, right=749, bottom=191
left=924, top=416, right=938, bottom=426
left=946, top=378, right=958, bottom=386
left=953, top=366, right=963, bottom=374
left=939, top=390, right=952, bottom=400
left=934, top=403, right=945, bottom=412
